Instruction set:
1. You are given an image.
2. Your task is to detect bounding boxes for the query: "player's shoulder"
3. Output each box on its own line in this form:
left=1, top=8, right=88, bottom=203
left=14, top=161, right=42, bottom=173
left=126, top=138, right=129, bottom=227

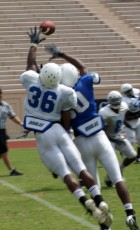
left=20, top=70, right=39, bottom=82
left=120, top=101, right=128, bottom=111
left=99, top=105, right=110, bottom=114
left=59, top=84, right=76, bottom=95
left=133, top=88, right=140, bottom=96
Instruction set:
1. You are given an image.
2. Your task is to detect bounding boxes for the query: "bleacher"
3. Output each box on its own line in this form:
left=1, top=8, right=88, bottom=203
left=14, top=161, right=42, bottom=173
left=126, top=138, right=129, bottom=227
left=0, top=0, right=140, bottom=137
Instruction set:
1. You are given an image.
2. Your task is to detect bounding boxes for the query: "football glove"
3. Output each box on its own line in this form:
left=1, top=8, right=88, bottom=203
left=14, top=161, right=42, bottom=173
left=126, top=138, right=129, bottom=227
left=45, top=43, right=63, bottom=60
left=16, top=130, right=30, bottom=139
left=27, top=26, right=46, bottom=45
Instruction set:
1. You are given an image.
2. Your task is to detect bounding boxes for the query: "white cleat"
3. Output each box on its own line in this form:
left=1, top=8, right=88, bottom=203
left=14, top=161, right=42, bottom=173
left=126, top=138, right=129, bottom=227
left=126, top=215, right=140, bottom=230
left=99, top=201, right=113, bottom=228
left=85, top=199, right=113, bottom=228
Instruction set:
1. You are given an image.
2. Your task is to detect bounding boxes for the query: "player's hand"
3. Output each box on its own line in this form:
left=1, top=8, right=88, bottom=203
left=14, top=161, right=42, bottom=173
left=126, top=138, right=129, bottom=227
left=27, top=26, right=46, bottom=45
left=16, top=130, right=30, bottom=139
left=45, top=43, right=63, bottom=60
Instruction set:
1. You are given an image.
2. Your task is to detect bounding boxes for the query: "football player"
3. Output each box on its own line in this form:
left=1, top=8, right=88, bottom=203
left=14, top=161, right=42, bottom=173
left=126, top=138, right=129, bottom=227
left=99, top=91, right=137, bottom=186
left=121, top=83, right=140, bottom=163
left=19, top=27, right=113, bottom=230
left=45, top=43, right=140, bottom=230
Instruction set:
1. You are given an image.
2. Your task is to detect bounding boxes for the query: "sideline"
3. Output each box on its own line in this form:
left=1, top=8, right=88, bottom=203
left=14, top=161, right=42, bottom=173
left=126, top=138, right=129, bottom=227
left=0, top=179, right=98, bottom=230
left=8, top=138, right=36, bottom=149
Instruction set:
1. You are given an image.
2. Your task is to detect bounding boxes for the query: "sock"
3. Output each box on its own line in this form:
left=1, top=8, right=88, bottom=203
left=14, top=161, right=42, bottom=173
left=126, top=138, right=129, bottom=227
left=88, top=185, right=104, bottom=207
left=73, top=188, right=87, bottom=207
left=124, top=203, right=134, bottom=216
left=88, top=185, right=101, bottom=197
left=10, top=168, right=14, bottom=173
left=73, top=188, right=86, bottom=200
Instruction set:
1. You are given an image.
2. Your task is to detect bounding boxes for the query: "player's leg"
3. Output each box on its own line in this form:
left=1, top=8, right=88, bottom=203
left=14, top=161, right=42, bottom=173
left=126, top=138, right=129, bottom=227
left=35, top=126, right=108, bottom=225
left=74, top=135, right=101, bottom=189
left=135, top=125, right=140, bottom=163
left=60, top=131, right=113, bottom=229
left=124, top=127, right=136, bottom=145
left=117, top=138, right=137, bottom=172
left=98, top=133, right=139, bottom=230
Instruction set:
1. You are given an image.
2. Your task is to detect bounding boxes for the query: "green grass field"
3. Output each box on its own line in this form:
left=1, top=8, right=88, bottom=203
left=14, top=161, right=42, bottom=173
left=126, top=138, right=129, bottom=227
left=0, top=147, right=140, bottom=230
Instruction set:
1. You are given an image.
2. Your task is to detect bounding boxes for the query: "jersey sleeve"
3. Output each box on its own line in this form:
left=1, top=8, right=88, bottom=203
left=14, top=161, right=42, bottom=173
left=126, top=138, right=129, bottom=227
left=99, top=107, right=108, bottom=125
left=19, top=70, right=39, bottom=88
left=62, top=88, right=77, bottom=111
left=91, top=72, right=101, bottom=84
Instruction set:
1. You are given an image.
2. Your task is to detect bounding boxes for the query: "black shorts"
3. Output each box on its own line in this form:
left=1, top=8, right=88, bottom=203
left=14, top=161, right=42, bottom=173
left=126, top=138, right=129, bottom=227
left=0, top=129, right=9, bottom=154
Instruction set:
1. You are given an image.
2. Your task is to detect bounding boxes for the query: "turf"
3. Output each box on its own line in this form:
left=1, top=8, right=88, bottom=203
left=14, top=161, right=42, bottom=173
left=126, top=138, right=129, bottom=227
left=0, top=147, right=139, bottom=230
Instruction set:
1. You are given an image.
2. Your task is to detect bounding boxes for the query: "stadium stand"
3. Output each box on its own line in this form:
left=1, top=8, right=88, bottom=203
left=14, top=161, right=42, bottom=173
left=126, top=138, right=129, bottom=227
left=0, top=0, right=140, bottom=137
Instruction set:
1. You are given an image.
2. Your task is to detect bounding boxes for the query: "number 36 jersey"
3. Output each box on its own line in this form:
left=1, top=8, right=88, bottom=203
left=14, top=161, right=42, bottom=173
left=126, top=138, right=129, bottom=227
left=20, top=70, right=77, bottom=122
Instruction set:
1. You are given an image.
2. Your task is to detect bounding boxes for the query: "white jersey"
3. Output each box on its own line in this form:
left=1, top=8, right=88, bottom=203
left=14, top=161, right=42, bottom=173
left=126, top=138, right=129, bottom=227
left=99, top=102, right=128, bottom=141
left=122, top=88, right=140, bottom=144
left=99, top=103, right=136, bottom=158
left=19, top=70, right=86, bottom=179
left=20, top=70, right=77, bottom=122
left=122, top=88, right=140, bottom=104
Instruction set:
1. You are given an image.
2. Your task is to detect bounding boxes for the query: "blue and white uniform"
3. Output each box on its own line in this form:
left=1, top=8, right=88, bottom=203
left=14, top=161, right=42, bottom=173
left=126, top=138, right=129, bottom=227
left=122, top=88, right=140, bottom=144
left=71, top=73, right=123, bottom=188
left=20, top=70, right=86, bottom=179
left=99, top=102, right=137, bottom=159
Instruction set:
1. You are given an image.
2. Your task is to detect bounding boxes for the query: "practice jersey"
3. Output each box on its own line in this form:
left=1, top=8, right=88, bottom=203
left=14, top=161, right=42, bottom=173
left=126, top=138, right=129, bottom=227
left=122, top=88, right=140, bottom=105
left=122, top=88, right=140, bottom=128
left=99, top=102, right=128, bottom=140
left=20, top=70, right=77, bottom=122
left=71, top=73, right=103, bottom=136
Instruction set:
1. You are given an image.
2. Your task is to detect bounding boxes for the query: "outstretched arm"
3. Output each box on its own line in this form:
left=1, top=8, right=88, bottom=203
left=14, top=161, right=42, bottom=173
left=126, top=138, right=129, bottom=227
left=26, top=46, right=39, bottom=72
left=26, top=26, right=46, bottom=72
left=45, top=43, right=88, bottom=76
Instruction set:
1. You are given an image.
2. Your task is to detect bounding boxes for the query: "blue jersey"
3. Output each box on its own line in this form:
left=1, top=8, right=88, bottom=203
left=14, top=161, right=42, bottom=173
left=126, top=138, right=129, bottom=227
left=71, top=73, right=104, bottom=136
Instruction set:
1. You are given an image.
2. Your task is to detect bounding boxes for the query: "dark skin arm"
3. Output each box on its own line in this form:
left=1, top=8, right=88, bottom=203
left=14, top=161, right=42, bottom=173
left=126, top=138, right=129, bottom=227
left=26, top=26, right=46, bottom=72
left=26, top=46, right=40, bottom=72
left=125, top=110, right=140, bottom=121
left=61, top=110, right=71, bottom=132
left=61, top=52, right=87, bottom=76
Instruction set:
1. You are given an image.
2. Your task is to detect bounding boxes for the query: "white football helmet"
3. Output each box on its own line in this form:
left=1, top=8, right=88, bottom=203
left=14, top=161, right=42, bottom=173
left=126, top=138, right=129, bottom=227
left=60, top=63, right=79, bottom=88
left=128, top=98, right=140, bottom=113
left=40, top=63, right=62, bottom=88
left=120, top=83, right=133, bottom=96
left=107, top=91, right=122, bottom=109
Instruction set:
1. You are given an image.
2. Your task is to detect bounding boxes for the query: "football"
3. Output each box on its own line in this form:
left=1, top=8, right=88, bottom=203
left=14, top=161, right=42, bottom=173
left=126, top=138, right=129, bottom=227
left=40, top=20, right=56, bottom=36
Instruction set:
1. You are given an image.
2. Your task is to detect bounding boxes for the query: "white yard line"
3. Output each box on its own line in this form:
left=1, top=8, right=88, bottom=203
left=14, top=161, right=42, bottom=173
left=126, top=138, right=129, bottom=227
left=0, top=179, right=99, bottom=230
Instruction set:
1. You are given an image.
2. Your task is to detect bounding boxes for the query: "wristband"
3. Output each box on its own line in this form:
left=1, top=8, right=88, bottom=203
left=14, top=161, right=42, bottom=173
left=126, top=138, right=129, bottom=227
left=59, top=52, right=64, bottom=57
left=30, top=43, right=37, bottom=48
left=19, top=122, right=23, bottom=126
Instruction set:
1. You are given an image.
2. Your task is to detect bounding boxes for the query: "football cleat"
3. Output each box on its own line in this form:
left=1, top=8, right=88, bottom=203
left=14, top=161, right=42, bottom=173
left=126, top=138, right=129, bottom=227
left=104, top=176, right=115, bottom=188
left=135, top=157, right=140, bottom=164
left=126, top=215, right=140, bottom=230
left=10, top=169, right=23, bottom=176
left=85, top=199, right=113, bottom=228
left=99, top=201, right=113, bottom=228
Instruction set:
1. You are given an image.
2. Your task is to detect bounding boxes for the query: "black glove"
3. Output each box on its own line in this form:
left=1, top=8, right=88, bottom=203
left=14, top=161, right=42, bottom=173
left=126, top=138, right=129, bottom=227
left=45, top=43, right=63, bottom=60
left=27, top=26, right=46, bottom=46
left=16, top=130, right=30, bottom=139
